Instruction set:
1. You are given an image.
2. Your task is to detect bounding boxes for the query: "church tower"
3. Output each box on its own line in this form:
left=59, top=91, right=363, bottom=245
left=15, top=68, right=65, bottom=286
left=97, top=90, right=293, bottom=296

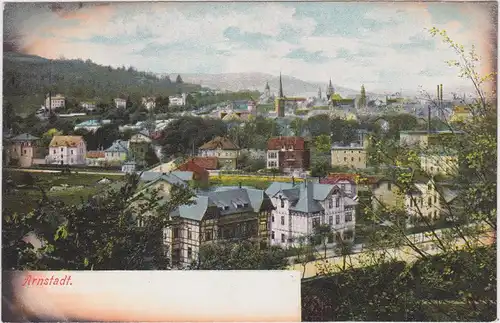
left=326, top=79, right=335, bottom=100
left=275, top=73, right=285, bottom=117
left=264, top=82, right=271, bottom=97
left=318, top=87, right=322, bottom=99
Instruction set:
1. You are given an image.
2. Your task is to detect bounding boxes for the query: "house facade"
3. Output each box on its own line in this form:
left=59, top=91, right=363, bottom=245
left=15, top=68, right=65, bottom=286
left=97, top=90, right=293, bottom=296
left=266, top=136, right=311, bottom=173
left=331, top=144, right=368, bottom=169
left=420, top=152, right=459, bottom=177
left=158, top=187, right=274, bottom=268
left=105, top=140, right=130, bottom=165
left=405, top=180, right=458, bottom=222
left=114, top=98, right=127, bottom=109
left=265, top=181, right=357, bottom=248
left=47, top=136, right=87, bottom=165
left=81, top=101, right=97, bottom=112
left=169, top=93, right=187, bottom=106
left=371, top=179, right=404, bottom=211
left=45, top=94, right=65, bottom=110
left=129, top=133, right=152, bottom=165
left=198, top=136, right=240, bottom=170
left=6, top=133, right=40, bottom=168
left=86, top=151, right=106, bottom=166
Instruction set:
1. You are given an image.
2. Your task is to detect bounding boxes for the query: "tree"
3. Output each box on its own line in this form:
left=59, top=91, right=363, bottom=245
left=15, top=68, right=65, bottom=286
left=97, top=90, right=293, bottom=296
left=312, top=224, right=334, bottom=260
left=314, top=134, right=331, bottom=154
left=145, top=145, right=160, bottom=167
left=302, top=29, right=496, bottom=321
left=155, top=96, right=170, bottom=114
left=175, top=74, right=184, bottom=84
left=359, top=85, right=367, bottom=109
left=192, top=241, right=288, bottom=270
left=311, top=160, right=331, bottom=180
left=3, top=174, right=195, bottom=270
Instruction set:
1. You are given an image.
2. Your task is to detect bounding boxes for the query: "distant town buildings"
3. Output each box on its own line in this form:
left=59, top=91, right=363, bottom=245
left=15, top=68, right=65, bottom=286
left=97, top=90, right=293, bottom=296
left=142, top=97, right=156, bottom=110
left=80, top=101, right=97, bottom=113
left=331, top=130, right=370, bottom=169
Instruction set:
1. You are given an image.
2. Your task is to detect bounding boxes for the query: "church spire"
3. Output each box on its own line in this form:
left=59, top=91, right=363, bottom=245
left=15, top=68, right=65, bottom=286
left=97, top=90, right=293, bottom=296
left=279, top=72, right=284, bottom=98
left=265, top=82, right=270, bottom=91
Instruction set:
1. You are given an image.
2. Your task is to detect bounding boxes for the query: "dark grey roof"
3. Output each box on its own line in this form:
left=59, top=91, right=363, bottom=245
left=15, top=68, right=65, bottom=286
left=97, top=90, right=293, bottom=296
left=140, top=172, right=188, bottom=187
left=10, top=133, right=40, bottom=141
left=290, top=183, right=323, bottom=213
left=105, top=140, right=129, bottom=153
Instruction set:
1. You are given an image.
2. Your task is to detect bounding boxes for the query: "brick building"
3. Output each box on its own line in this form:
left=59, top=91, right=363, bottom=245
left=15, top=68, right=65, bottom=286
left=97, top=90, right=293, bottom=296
left=266, top=136, right=310, bottom=174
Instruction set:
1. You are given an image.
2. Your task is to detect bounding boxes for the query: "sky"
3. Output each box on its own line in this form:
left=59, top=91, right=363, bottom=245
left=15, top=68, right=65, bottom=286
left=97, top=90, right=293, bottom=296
left=3, top=1, right=497, bottom=94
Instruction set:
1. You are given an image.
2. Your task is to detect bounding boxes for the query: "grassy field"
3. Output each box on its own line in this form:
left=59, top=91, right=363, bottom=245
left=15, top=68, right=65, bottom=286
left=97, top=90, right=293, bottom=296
left=3, top=171, right=124, bottom=214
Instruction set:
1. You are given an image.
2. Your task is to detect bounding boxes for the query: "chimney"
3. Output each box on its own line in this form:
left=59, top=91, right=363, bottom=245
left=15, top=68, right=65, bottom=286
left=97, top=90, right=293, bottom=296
left=238, top=182, right=242, bottom=189
left=292, top=176, right=295, bottom=185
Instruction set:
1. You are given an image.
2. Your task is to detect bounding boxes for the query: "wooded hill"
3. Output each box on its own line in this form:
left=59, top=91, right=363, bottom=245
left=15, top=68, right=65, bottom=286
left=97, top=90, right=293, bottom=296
left=3, top=52, right=201, bottom=115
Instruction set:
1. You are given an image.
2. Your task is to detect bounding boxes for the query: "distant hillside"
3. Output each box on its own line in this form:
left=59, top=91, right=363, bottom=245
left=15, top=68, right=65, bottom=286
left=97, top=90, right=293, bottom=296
left=3, top=52, right=201, bottom=115
left=166, top=72, right=375, bottom=98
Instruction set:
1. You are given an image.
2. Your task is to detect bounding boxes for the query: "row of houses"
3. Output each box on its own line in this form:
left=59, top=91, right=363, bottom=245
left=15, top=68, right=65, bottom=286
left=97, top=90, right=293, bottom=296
left=128, top=167, right=359, bottom=268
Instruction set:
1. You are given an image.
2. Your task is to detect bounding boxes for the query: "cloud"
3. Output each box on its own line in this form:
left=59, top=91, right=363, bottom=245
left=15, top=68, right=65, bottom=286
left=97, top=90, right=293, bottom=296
left=4, top=2, right=496, bottom=94
left=285, top=48, right=329, bottom=63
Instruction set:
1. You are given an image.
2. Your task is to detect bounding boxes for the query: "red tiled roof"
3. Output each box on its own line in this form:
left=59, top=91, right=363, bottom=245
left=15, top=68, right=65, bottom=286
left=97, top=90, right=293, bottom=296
left=191, top=157, right=218, bottom=170
left=50, top=136, right=85, bottom=148
left=86, top=151, right=105, bottom=158
left=320, top=173, right=358, bottom=185
left=267, top=136, right=307, bottom=150
left=177, top=159, right=210, bottom=176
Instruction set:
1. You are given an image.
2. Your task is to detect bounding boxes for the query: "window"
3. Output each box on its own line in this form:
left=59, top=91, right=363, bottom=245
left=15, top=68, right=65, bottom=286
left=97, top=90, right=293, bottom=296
left=271, top=231, right=275, bottom=240
left=434, top=196, right=437, bottom=203
left=281, top=199, right=285, bottom=208
left=345, top=212, right=353, bottom=222
left=409, top=199, right=413, bottom=207
left=351, top=157, right=354, bottom=161
left=328, top=199, right=333, bottom=208
left=205, top=230, right=213, bottom=241
left=420, top=198, right=423, bottom=207
left=359, top=157, right=361, bottom=162
left=341, top=184, right=346, bottom=191
left=23, top=149, right=27, bottom=155
left=173, top=228, right=179, bottom=239
left=187, top=228, right=192, bottom=240
left=272, top=215, right=275, bottom=222
left=428, top=197, right=432, bottom=206
left=336, top=214, right=340, bottom=224
left=187, top=247, right=193, bottom=259
left=329, top=216, right=333, bottom=226
left=312, top=217, right=320, bottom=228
left=71, top=150, right=74, bottom=155
left=61, top=154, right=63, bottom=159
left=335, top=198, right=340, bottom=207
left=428, top=184, right=432, bottom=191
left=281, top=216, right=285, bottom=225
left=281, top=234, right=286, bottom=243
left=434, top=211, right=437, bottom=218
left=344, top=157, right=347, bottom=161
left=61, top=148, right=63, bottom=152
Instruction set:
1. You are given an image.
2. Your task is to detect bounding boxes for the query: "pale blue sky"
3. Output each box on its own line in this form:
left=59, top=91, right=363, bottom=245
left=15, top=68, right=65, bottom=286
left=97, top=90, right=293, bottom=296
left=4, top=2, right=496, bottom=94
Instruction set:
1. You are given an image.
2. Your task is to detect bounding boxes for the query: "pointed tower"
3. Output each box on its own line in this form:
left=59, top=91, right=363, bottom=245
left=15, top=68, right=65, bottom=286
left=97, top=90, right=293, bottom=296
left=318, top=87, right=322, bottom=99
left=326, top=79, right=335, bottom=100
left=276, top=73, right=285, bottom=117
left=265, top=82, right=271, bottom=97
left=279, top=73, right=284, bottom=98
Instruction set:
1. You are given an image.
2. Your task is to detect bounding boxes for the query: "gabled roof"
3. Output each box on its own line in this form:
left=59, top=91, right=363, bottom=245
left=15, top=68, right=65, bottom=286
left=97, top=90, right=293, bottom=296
left=49, top=136, right=84, bottom=147
left=86, top=151, right=105, bottom=159
left=130, top=133, right=152, bottom=143
left=105, top=140, right=129, bottom=153
left=140, top=172, right=187, bottom=187
left=191, top=157, right=218, bottom=170
left=267, top=136, right=307, bottom=150
left=10, top=133, right=40, bottom=142
left=199, top=136, right=239, bottom=150
left=170, top=171, right=194, bottom=181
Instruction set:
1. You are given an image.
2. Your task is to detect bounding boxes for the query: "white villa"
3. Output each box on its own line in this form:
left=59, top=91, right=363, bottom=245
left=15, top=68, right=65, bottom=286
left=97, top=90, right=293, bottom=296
left=169, top=93, right=188, bottom=106
left=114, top=98, right=127, bottom=109
left=45, top=94, right=66, bottom=110
left=265, top=180, right=357, bottom=248
left=47, top=135, right=87, bottom=165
